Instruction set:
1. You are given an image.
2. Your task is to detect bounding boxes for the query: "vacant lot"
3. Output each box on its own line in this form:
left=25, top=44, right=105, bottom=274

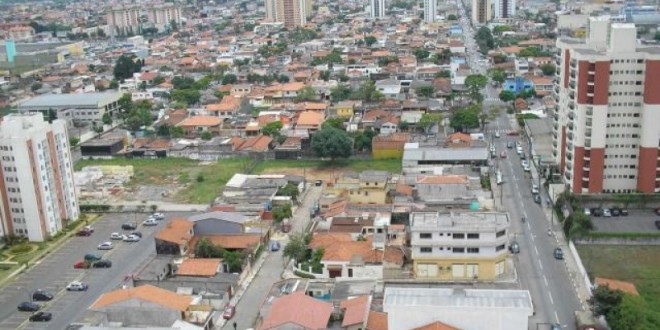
left=577, top=244, right=660, bottom=324
left=75, top=158, right=401, bottom=203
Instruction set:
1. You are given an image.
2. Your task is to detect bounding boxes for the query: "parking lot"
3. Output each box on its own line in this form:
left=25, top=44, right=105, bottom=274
left=0, top=212, right=193, bottom=330
left=589, top=209, right=660, bottom=233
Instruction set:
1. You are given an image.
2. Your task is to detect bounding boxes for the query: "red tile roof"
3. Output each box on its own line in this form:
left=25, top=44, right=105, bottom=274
left=260, top=291, right=333, bottom=330
left=177, top=115, right=223, bottom=127
left=367, top=311, right=388, bottom=330
left=413, top=321, right=462, bottom=330
left=340, top=295, right=370, bottom=327
left=90, top=285, right=192, bottom=311
left=176, top=258, right=221, bottom=276
left=155, top=218, right=193, bottom=245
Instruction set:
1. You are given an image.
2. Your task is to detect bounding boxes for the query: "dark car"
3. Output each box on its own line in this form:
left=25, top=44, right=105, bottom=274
left=554, top=247, right=564, bottom=260
left=621, top=208, right=629, bottom=216
left=223, top=305, right=236, bottom=320
left=121, top=223, right=137, bottom=230
left=509, top=241, right=520, bottom=254
left=76, top=229, right=92, bottom=236
left=506, top=142, right=514, bottom=149
left=92, top=260, right=112, bottom=268
left=17, top=302, right=39, bottom=312
left=84, top=253, right=102, bottom=262
left=130, top=231, right=143, bottom=238
left=655, top=208, right=660, bottom=216
left=32, top=290, right=53, bottom=302
left=611, top=208, right=621, bottom=216
left=592, top=208, right=603, bottom=217
left=29, top=312, right=52, bottom=322
left=655, top=221, right=660, bottom=230
left=534, top=194, right=542, bottom=204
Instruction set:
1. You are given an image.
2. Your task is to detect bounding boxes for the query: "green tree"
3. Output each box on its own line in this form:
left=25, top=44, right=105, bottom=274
left=330, top=84, right=352, bottom=102
left=69, top=136, right=80, bottom=147
left=311, top=126, right=353, bottom=160
left=113, top=54, right=142, bottom=80
left=465, top=74, right=488, bottom=103
left=283, top=233, right=309, bottom=263
left=416, top=86, right=435, bottom=98
left=262, top=121, right=283, bottom=137
left=450, top=105, right=480, bottom=131
left=47, top=108, right=57, bottom=123
left=157, top=124, right=171, bottom=137
left=489, top=69, right=506, bottom=84
left=351, top=81, right=383, bottom=103
left=413, top=48, right=430, bottom=60
left=31, top=82, right=42, bottom=92
left=418, top=113, right=443, bottom=134
left=277, top=74, right=290, bottom=83
left=118, top=93, right=133, bottom=112
left=170, top=126, right=184, bottom=138
left=171, top=89, right=201, bottom=105
left=435, top=70, right=451, bottom=78
left=102, top=112, right=112, bottom=126
left=589, top=285, right=623, bottom=318
left=432, top=49, right=453, bottom=65
left=222, top=74, right=238, bottom=85
left=475, top=27, right=495, bottom=54
left=607, top=294, right=649, bottom=330
left=319, top=70, right=331, bottom=81
left=493, top=25, right=512, bottom=34
left=278, top=183, right=300, bottom=201
left=499, top=90, right=516, bottom=103
left=195, top=237, right=224, bottom=258
left=364, top=35, right=377, bottom=46
left=447, top=14, right=458, bottom=20
left=109, top=80, right=119, bottom=89
left=540, top=63, right=556, bottom=76
left=222, top=250, right=243, bottom=272
left=295, top=85, right=317, bottom=102
left=655, top=31, right=660, bottom=41
left=479, top=105, right=501, bottom=131
left=354, top=129, right=376, bottom=151
left=201, top=131, right=213, bottom=140
left=322, top=117, right=345, bottom=129
left=170, top=19, right=178, bottom=32
left=273, top=204, right=293, bottom=223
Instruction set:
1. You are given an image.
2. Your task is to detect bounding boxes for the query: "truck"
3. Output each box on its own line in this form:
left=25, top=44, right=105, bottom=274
left=575, top=311, right=601, bottom=330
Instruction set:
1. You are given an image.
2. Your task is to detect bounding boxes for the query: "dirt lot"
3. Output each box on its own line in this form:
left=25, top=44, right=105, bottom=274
left=260, top=167, right=348, bottom=181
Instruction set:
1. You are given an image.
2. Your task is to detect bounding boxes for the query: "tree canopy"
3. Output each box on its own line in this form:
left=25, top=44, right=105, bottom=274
left=311, top=126, right=353, bottom=160
left=465, top=74, right=488, bottom=103
left=418, top=113, right=443, bottom=134
left=450, top=105, right=480, bottom=131
left=261, top=121, right=283, bottom=137
left=113, top=55, right=142, bottom=81
left=351, top=81, right=384, bottom=103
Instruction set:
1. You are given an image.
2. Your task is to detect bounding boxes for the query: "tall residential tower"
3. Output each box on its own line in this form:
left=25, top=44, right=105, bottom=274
left=370, top=0, right=386, bottom=19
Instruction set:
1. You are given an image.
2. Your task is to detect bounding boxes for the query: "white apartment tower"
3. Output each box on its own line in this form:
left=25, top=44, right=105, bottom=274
left=0, top=114, right=79, bottom=242
left=554, top=17, right=660, bottom=194
left=493, top=0, right=516, bottom=19
left=146, top=3, right=182, bottom=32
left=370, top=0, right=386, bottom=19
left=424, top=0, right=437, bottom=22
left=106, top=5, right=140, bottom=35
left=472, top=0, right=492, bottom=24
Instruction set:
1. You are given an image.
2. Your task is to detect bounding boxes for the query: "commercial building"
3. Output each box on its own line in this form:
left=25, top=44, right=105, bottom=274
left=493, top=0, right=516, bottom=19
left=0, top=114, right=79, bottom=242
left=383, top=287, right=533, bottom=330
left=146, top=3, right=182, bottom=33
left=0, top=41, right=82, bottom=68
left=17, top=92, right=123, bottom=125
left=370, top=0, right=386, bottom=19
left=410, top=211, right=510, bottom=280
left=423, top=0, right=437, bottom=23
left=265, top=0, right=307, bottom=28
left=106, top=5, right=140, bottom=35
left=553, top=17, right=660, bottom=193
left=472, top=0, right=492, bottom=24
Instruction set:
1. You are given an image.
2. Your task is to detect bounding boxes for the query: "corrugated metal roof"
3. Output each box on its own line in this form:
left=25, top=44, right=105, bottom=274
left=384, top=288, right=533, bottom=309
left=18, top=92, right=123, bottom=108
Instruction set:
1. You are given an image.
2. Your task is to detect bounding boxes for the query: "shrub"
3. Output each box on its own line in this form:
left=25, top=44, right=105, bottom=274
left=9, top=244, right=32, bottom=254
left=294, top=270, right=316, bottom=279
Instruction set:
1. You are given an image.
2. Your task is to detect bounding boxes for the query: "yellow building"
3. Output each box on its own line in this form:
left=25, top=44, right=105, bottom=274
left=372, top=133, right=411, bottom=160
left=330, top=100, right=359, bottom=118
left=410, top=212, right=510, bottom=281
left=326, top=171, right=391, bottom=204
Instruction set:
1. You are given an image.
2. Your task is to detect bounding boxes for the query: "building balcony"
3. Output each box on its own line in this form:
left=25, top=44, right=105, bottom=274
left=568, top=112, right=574, bottom=120
left=587, top=81, right=594, bottom=86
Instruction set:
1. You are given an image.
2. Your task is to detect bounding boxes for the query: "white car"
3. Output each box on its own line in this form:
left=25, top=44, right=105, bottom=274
left=516, top=146, right=524, bottom=155
left=521, top=160, right=529, bottom=168
left=143, top=219, right=158, bottom=226
left=110, top=232, right=124, bottom=240
left=123, top=234, right=140, bottom=242
left=152, top=213, right=165, bottom=220
left=98, top=242, right=113, bottom=250
left=495, top=131, right=500, bottom=138
left=531, top=184, right=539, bottom=195
left=523, top=165, right=531, bottom=172
left=66, top=281, right=88, bottom=291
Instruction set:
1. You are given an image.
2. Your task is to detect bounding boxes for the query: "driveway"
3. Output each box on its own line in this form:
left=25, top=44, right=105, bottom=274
left=591, top=210, right=660, bottom=233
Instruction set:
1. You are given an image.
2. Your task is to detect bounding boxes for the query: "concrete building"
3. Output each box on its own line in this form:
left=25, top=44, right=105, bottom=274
left=553, top=17, right=660, bottom=193
left=266, top=0, right=307, bottom=28
left=424, top=0, right=437, bottom=23
left=383, top=287, right=533, bottom=330
left=17, top=92, right=123, bottom=125
left=492, top=0, right=516, bottom=19
left=0, top=114, right=78, bottom=242
left=370, top=0, right=386, bottom=19
left=472, top=0, right=492, bottom=24
left=146, top=3, right=182, bottom=33
left=106, top=5, right=140, bottom=35
left=410, top=211, right=510, bottom=280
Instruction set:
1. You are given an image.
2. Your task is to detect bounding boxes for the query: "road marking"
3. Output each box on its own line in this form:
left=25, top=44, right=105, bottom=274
left=549, top=292, right=554, bottom=305
left=534, top=246, right=539, bottom=255
left=555, top=311, right=560, bottom=323
left=538, top=260, right=544, bottom=270
left=526, top=222, right=531, bottom=230
left=543, top=276, right=549, bottom=286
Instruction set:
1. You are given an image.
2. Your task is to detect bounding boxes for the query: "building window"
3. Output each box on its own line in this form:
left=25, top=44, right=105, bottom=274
left=467, top=233, right=479, bottom=239
left=452, top=233, right=465, bottom=239
left=496, top=230, right=506, bottom=237
left=420, top=247, right=432, bottom=253
left=420, top=233, right=432, bottom=239
left=452, top=247, right=465, bottom=253
left=496, top=244, right=506, bottom=251
left=467, top=247, right=480, bottom=253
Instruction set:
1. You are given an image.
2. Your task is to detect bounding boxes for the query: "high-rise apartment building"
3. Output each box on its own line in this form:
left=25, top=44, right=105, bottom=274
left=146, top=3, right=182, bottom=33
left=493, top=0, right=516, bottom=19
left=265, top=0, right=307, bottom=28
left=106, top=5, right=140, bottom=35
left=553, top=17, right=660, bottom=194
left=0, top=114, right=79, bottom=242
left=424, top=0, right=437, bottom=22
left=370, top=0, right=386, bottom=19
left=471, top=0, right=492, bottom=24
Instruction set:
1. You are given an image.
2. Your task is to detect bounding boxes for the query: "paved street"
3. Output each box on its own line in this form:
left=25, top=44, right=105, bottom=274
left=0, top=212, right=192, bottom=330
left=221, top=185, right=323, bottom=330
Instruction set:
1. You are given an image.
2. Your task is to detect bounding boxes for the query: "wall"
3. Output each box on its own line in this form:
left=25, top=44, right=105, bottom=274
left=384, top=303, right=531, bottom=330
left=372, top=148, right=404, bottom=160
left=413, top=256, right=506, bottom=281
left=98, top=300, right=181, bottom=327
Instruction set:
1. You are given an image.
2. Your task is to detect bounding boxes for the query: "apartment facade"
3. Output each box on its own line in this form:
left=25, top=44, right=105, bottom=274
left=370, top=0, right=385, bottom=19
left=553, top=17, right=660, bottom=193
left=410, top=212, right=510, bottom=281
left=106, top=6, right=140, bottom=35
left=493, top=0, right=516, bottom=19
left=146, top=4, right=182, bottom=32
left=424, top=0, right=437, bottom=23
left=266, top=0, right=307, bottom=28
left=471, top=0, right=492, bottom=24
left=0, top=114, right=79, bottom=242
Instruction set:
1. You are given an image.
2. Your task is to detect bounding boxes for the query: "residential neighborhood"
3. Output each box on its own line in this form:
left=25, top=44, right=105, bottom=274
left=0, top=0, right=659, bottom=329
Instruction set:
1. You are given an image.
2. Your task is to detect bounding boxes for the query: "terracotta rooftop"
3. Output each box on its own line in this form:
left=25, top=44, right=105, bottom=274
left=177, top=115, right=223, bottom=127
left=297, top=110, right=325, bottom=126
left=309, top=233, right=404, bottom=264
left=595, top=277, right=640, bottom=296
left=260, top=291, right=333, bottom=330
left=237, top=135, right=272, bottom=152
left=366, top=311, right=388, bottom=330
left=155, top=218, right=193, bottom=245
left=90, top=285, right=192, bottom=312
left=340, top=295, right=370, bottom=327
left=176, top=258, right=221, bottom=277
left=413, top=321, right=462, bottom=330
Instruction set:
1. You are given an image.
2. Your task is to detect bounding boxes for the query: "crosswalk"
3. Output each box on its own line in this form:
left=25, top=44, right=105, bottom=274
left=484, top=97, right=501, bottom=102
left=484, top=129, right=517, bottom=135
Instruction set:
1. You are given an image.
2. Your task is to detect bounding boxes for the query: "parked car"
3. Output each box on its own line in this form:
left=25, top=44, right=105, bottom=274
left=602, top=208, right=612, bottom=217
left=121, top=223, right=137, bottom=230
left=592, top=208, right=603, bottom=217
left=495, top=131, right=500, bottom=138
left=269, top=241, right=281, bottom=252
left=152, top=213, right=165, bottom=220
left=32, top=290, right=53, bottom=302
left=84, top=253, right=102, bottom=262
left=521, top=160, right=529, bottom=168
left=82, top=225, right=94, bottom=233
left=76, top=228, right=92, bottom=236
left=506, top=142, right=514, bottom=149
left=29, top=312, right=52, bottom=322
left=110, top=232, right=124, bottom=240
left=611, top=208, right=621, bottom=216
left=97, top=242, right=113, bottom=250
left=551, top=323, right=562, bottom=330
left=92, top=260, right=112, bottom=268
left=123, top=235, right=140, bottom=242
left=315, top=180, right=323, bottom=186
left=130, top=231, right=143, bottom=238
left=509, top=241, right=520, bottom=254
left=73, top=260, right=91, bottom=269
left=620, top=208, right=629, bottom=216
left=553, top=247, right=564, bottom=260
left=143, top=219, right=158, bottom=226
left=584, top=208, right=591, bottom=216
left=66, top=281, right=88, bottom=291
left=223, top=305, right=236, bottom=320
left=534, top=194, right=542, bottom=204
left=531, top=184, right=539, bottom=195
left=17, top=302, right=40, bottom=312
left=500, top=151, right=507, bottom=159
left=655, top=220, right=660, bottom=230
left=507, top=131, right=520, bottom=136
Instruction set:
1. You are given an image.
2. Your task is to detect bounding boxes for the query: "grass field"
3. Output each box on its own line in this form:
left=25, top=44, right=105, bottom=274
left=75, top=158, right=401, bottom=203
left=577, top=245, right=660, bottom=324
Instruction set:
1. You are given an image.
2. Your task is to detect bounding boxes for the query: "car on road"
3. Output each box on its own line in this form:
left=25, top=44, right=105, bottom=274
left=521, top=160, right=529, bottom=168
left=76, top=228, right=92, bottom=236
left=97, top=242, right=113, bottom=250
left=495, top=131, right=500, bottom=138
left=223, top=305, right=236, bottom=320
left=110, top=232, right=125, bottom=240
left=584, top=208, right=591, bottom=216
left=553, top=247, right=564, bottom=260
left=531, top=184, right=539, bottom=195
left=592, top=208, right=603, bottom=217
left=32, top=290, right=53, bottom=301
left=17, top=302, right=40, bottom=312
left=130, top=231, right=143, bottom=238
left=92, top=259, right=112, bottom=268
left=152, top=212, right=165, bottom=220
left=507, top=131, right=520, bottom=136
left=74, top=260, right=91, bottom=269
left=509, top=241, right=520, bottom=254
left=516, top=146, right=524, bottom=155
left=143, top=219, right=158, bottom=226
left=84, top=253, right=102, bottom=262
left=121, top=223, right=137, bottom=230
left=506, top=142, right=514, bottom=149
left=270, top=240, right=281, bottom=252
left=29, top=311, right=52, bottom=322
left=611, top=208, right=620, bottom=216
left=655, top=221, right=660, bottom=230
left=123, top=234, right=140, bottom=242
left=602, top=208, right=612, bottom=217
left=500, top=151, right=507, bottom=159
left=534, top=194, right=542, bottom=204
left=66, top=281, right=89, bottom=291
left=551, top=323, right=561, bottom=330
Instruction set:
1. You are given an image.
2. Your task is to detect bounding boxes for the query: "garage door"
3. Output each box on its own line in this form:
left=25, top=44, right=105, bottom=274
left=466, top=264, right=479, bottom=279
left=451, top=264, right=465, bottom=278
left=417, top=264, right=438, bottom=278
